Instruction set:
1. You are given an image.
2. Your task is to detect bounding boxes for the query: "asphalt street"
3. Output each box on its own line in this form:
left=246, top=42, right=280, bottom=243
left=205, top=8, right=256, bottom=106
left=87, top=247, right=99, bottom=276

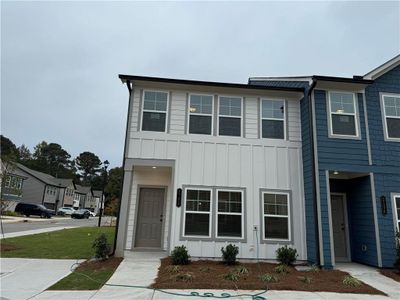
left=1, top=216, right=99, bottom=234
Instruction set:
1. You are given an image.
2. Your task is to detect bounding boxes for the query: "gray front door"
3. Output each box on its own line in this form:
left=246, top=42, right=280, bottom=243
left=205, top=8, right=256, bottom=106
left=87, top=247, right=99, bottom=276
left=135, top=188, right=165, bottom=248
left=331, top=194, right=349, bottom=261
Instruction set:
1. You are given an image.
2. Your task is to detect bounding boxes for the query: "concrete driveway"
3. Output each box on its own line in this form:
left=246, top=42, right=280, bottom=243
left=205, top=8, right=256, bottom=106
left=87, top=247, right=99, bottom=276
left=0, top=258, right=80, bottom=300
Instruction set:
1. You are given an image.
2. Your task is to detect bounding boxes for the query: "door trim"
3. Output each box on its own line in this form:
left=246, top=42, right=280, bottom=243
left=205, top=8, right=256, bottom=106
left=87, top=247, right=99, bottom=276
left=330, top=192, right=351, bottom=262
left=133, top=185, right=167, bottom=249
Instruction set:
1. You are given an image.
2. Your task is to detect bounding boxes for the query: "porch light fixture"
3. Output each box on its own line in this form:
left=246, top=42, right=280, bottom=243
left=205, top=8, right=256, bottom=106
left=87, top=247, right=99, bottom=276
left=380, top=196, right=387, bottom=215
left=333, top=171, right=339, bottom=175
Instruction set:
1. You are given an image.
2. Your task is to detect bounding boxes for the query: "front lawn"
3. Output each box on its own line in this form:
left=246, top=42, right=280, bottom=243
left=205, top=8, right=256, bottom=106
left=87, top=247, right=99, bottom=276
left=48, top=257, right=123, bottom=290
left=152, top=258, right=385, bottom=295
left=0, top=226, right=115, bottom=259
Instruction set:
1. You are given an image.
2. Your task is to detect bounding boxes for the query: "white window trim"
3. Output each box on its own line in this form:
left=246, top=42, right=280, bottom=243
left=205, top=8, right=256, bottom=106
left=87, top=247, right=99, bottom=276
left=260, top=98, right=286, bottom=140
left=182, top=187, right=213, bottom=238
left=217, top=95, right=243, bottom=137
left=392, top=193, right=400, bottom=232
left=328, top=91, right=360, bottom=139
left=381, top=93, right=400, bottom=142
left=215, top=189, right=244, bottom=239
left=187, top=93, right=214, bottom=135
left=262, top=191, right=291, bottom=242
left=140, top=89, right=169, bottom=133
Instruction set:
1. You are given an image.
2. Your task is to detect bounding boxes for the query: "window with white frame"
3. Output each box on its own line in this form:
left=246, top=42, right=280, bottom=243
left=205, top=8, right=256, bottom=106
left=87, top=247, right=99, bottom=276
left=188, top=94, right=213, bottom=135
left=261, top=99, right=285, bottom=139
left=218, top=96, right=242, bottom=137
left=262, top=192, right=290, bottom=240
left=382, top=94, right=400, bottom=140
left=141, top=90, right=168, bottom=132
left=4, top=176, right=11, bottom=188
left=217, top=190, right=243, bottom=238
left=328, top=92, right=358, bottom=137
left=394, top=194, right=400, bottom=231
left=184, top=189, right=212, bottom=237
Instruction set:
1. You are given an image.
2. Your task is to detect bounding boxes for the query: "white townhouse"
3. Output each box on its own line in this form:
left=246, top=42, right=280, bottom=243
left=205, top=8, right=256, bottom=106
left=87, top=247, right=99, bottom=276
left=115, top=75, right=307, bottom=261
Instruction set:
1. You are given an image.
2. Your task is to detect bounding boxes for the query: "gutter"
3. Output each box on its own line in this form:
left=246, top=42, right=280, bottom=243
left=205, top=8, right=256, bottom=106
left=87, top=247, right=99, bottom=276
left=307, top=78, right=320, bottom=265
left=111, top=80, right=133, bottom=256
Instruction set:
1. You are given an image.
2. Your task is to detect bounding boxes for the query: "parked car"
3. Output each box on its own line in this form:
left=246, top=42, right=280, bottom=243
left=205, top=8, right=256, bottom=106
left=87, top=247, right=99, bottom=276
left=57, top=207, right=75, bottom=216
left=71, top=209, right=91, bottom=219
left=15, top=202, right=53, bottom=218
left=88, top=210, right=96, bottom=217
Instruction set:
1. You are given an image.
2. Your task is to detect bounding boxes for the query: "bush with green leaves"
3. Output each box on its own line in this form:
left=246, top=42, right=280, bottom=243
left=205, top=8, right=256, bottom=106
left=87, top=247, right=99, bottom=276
left=274, top=264, right=289, bottom=274
left=223, top=271, right=240, bottom=282
left=92, top=233, right=111, bottom=260
left=276, top=246, right=298, bottom=265
left=235, top=266, right=249, bottom=275
left=221, top=244, right=239, bottom=265
left=259, top=273, right=278, bottom=283
left=171, top=245, right=190, bottom=265
left=300, top=276, right=312, bottom=284
left=175, top=273, right=193, bottom=282
left=343, top=276, right=361, bottom=287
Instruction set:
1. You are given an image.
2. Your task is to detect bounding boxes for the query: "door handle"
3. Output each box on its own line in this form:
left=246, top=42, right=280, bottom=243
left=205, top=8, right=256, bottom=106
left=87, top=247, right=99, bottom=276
left=341, top=224, right=345, bottom=231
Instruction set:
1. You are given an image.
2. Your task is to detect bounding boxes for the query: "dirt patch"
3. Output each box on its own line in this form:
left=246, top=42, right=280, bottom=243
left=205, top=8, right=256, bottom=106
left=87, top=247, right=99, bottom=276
left=76, top=257, right=123, bottom=271
left=1, top=244, right=20, bottom=252
left=152, top=258, right=385, bottom=295
left=380, top=269, right=400, bottom=283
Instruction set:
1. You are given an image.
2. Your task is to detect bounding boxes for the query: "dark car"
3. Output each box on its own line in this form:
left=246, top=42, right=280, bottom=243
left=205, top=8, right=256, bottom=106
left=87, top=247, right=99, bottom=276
left=15, top=202, right=53, bottom=218
left=71, top=209, right=90, bottom=219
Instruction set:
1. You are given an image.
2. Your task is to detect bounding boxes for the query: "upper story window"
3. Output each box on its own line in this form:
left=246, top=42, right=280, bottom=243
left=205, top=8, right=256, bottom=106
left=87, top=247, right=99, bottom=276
left=381, top=94, right=400, bottom=141
left=188, top=94, right=213, bottom=135
left=328, top=92, right=359, bottom=138
left=218, top=96, right=242, bottom=137
left=141, top=90, right=169, bottom=132
left=261, top=99, right=285, bottom=139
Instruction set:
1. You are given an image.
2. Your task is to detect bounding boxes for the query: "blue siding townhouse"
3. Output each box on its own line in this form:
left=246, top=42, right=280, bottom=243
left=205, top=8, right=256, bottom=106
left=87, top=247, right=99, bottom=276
left=249, top=55, right=400, bottom=269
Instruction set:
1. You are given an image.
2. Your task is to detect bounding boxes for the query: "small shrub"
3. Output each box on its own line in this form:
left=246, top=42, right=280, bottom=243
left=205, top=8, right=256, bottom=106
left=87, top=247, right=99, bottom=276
left=167, top=265, right=180, bottom=274
left=223, top=271, right=240, bottom=282
left=343, top=276, right=362, bottom=287
left=1, top=210, right=19, bottom=217
left=175, top=273, right=193, bottom=282
left=300, top=276, right=312, bottom=284
left=199, top=266, right=212, bottom=273
left=274, top=264, right=289, bottom=274
left=221, top=244, right=239, bottom=265
left=92, top=233, right=111, bottom=260
left=276, top=246, right=298, bottom=265
left=171, top=245, right=190, bottom=265
left=236, top=266, right=249, bottom=275
left=259, top=273, right=278, bottom=283
left=308, top=264, right=320, bottom=273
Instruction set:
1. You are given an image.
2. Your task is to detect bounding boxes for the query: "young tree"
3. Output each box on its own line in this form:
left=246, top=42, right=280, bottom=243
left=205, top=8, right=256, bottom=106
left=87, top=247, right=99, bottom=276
left=17, top=144, right=32, bottom=163
left=75, top=151, right=102, bottom=184
left=104, top=167, right=123, bottom=216
left=1, top=135, right=18, bottom=160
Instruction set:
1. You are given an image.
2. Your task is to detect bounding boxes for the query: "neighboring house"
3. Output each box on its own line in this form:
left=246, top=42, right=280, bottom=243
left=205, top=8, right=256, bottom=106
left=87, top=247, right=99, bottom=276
left=0, top=161, right=27, bottom=210
left=115, top=75, right=307, bottom=260
left=11, top=164, right=74, bottom=211
left=115, top=55, right=400, bottom=269
left=92, top=190, right=103, bottom=214
left=59, top=179, right=77, bottom=207
left=248, top=55, right=400, bottom=269
left=74, top=185, right=91, bottom=209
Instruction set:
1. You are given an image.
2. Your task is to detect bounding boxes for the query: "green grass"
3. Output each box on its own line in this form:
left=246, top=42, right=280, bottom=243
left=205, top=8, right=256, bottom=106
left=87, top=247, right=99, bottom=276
left=48, top=258, right=122, bottom=290
left=1, top=227, right=115, bottom=259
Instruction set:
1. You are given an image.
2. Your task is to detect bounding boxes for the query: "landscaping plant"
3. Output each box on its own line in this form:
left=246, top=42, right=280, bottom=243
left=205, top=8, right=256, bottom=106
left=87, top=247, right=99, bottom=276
left=175, top=273, right=193, bottom=282
left=92, top=233, right=111, bottom=260
left=166, top=265, right=180, bottom=274
left=276, top=245, right=298, bottom=265
left=221, top=244, right=239, bottom=265
left=274, top=264, right=289, bottom=274
left=171, top=245, right=190, bottom=265
left=300, top=276, right=312, bottom=284
left=223, top=271, right=240, bottom=282
left=343, top=276, right=362, bottom=287
left=308, top=264, right=320, bottom=273
left=259, top=273, right=278, bottom=283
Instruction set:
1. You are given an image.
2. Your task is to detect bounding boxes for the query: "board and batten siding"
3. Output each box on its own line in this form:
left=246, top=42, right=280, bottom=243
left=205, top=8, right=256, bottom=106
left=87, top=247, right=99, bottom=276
left=123, top=85, right=306, bottom=260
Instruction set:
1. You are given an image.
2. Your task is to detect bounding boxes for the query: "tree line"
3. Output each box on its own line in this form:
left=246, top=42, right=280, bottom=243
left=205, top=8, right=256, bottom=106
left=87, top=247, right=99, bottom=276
left=1, top=135, right=122, bottom=215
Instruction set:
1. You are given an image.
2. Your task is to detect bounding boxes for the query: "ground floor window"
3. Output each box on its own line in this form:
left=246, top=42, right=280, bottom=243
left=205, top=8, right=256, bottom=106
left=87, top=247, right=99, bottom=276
left=216, top=190, right=243, bottom=238
left=262, top=191, right=291, bottom=241
left=183, top=189, right=212, bottom=237
left=393, top=194, right=400, bottom=231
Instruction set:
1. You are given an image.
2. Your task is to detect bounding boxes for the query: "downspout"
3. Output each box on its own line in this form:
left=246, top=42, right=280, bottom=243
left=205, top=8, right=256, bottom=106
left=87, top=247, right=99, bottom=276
left=111, top=80, right=133, bottom=256
left=307, top=77, right=319, bottom=265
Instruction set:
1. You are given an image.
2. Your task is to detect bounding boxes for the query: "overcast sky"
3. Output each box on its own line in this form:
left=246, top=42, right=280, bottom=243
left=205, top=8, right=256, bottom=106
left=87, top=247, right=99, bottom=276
left=1, top=1, right=399, bottom=167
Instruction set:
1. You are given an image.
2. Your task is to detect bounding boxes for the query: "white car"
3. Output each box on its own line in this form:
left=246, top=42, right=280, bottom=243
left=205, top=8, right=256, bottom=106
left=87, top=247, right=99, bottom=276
left=57, top=207, right=75, bottom=216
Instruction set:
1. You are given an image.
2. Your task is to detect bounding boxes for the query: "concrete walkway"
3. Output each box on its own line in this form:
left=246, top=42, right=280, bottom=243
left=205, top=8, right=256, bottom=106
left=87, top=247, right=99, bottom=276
left=0, top=226, right=76, bottom=239
left=336, top=263, right=400, bottom=299
left=0, top=258, right=81, bottom=300
left=32, top=253, right=399, bottom=300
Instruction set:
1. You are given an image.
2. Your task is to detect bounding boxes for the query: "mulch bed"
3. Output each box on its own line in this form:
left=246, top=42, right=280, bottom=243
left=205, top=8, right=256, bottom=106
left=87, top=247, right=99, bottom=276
left=379, top=269, right=400, bottom=283
left=1, top=244, right=20, bottom=252
left=76, top=257, right=123, bottom=271
left=151, top=258, right=385, bottom=295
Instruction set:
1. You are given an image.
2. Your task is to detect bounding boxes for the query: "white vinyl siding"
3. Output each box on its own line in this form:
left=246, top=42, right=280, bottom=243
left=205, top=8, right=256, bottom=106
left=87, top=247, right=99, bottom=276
left=328, top=91, right=359, bottom=138
left=381, top=94, right=400, bottom=141
left=244, top=97, right=259, bottom=139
